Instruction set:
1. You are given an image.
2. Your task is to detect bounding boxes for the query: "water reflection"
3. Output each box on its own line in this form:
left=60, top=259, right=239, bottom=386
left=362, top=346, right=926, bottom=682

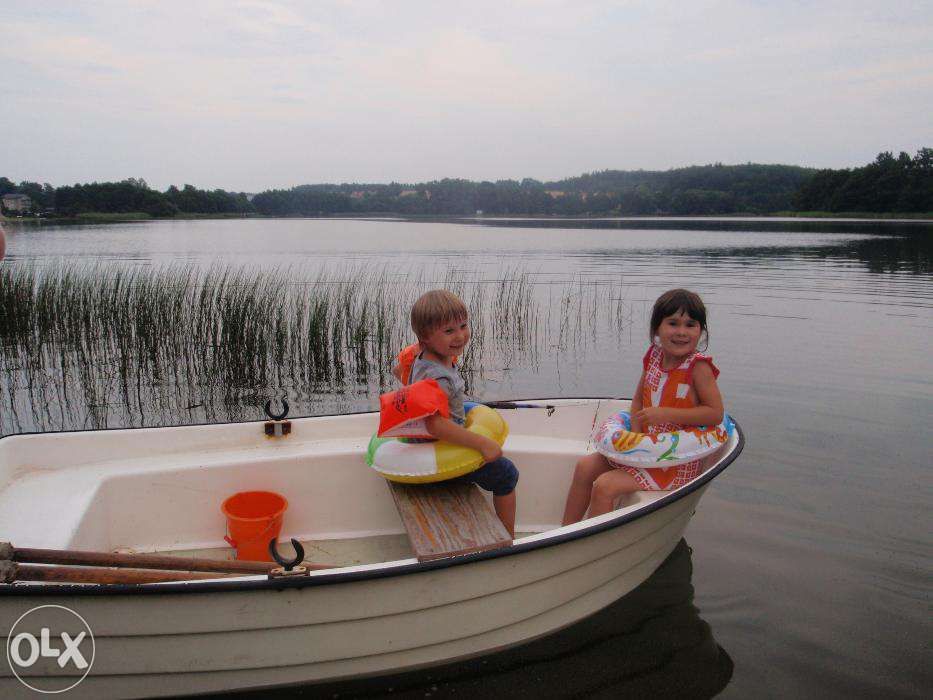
left=648, top=234, right=932, bottom=276
left=223, top=539, right=732, bottom=699
left=466, top=215, right=931, bottom=236
left=462, top=223, right=932, bottom=277
left=843, top=233, right=932, bottom=275
left=459, top=218, right=933, bottom=280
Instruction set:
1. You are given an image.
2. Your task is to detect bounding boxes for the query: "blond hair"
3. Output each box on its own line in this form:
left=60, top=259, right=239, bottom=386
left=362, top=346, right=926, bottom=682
left=411, top=289, right=468, bottom=340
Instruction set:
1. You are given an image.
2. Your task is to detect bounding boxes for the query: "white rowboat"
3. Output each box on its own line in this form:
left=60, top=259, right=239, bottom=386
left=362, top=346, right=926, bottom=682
left=0, top=398, right=743, bottom=698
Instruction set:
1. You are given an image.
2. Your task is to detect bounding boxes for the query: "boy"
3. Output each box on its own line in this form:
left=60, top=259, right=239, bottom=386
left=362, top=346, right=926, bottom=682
left=399, top=289, right=518, bottom=536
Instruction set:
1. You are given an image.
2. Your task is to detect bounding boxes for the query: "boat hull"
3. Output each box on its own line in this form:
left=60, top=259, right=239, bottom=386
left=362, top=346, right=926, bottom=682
left=1, top=399, right=742, bottom=698
left=2, top=491, right=701, bottom=698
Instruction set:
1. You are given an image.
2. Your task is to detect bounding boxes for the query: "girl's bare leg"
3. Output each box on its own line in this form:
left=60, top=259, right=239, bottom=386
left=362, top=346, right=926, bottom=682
left=493, top=492, right=516, bottom=537
left=562, top=452, right=613, bottom=525
left=588, top=469, right=641, bottom=518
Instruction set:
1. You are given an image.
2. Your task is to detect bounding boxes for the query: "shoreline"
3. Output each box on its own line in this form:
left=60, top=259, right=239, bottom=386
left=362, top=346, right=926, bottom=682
left=5, top=211, right=933, bottom=225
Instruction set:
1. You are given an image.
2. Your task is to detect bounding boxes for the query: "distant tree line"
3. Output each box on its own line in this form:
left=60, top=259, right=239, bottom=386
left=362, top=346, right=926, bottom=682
left=0, top=178, right=252, bottom=217
left=249, top=164, right=814, bottom=217
left=793, top=149, right=932, bottom=213
left=2, top=150, right=930, bottom=218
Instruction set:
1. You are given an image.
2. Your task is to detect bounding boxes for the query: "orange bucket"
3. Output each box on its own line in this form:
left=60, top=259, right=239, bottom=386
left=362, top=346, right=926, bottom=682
left=221, top=491, right=288, bottom=561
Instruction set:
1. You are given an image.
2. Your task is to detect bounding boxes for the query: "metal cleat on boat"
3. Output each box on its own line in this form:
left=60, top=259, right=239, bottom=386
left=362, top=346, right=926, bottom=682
left=268, top=538, right=309, bottom=578
left=263, top=395, right=292, bottom=437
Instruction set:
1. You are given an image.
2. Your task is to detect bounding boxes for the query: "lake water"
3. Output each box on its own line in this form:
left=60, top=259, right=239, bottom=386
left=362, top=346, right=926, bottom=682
left=2, top=217, right=931, bottom=698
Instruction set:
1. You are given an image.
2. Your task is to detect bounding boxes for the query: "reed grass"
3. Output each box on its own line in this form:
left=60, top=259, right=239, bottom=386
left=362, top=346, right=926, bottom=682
left=0, top=261, right=633, bottom=434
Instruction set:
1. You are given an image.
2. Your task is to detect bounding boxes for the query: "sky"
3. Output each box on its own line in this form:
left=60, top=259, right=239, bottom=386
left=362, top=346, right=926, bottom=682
left=1, top=1, right=931, bottom=192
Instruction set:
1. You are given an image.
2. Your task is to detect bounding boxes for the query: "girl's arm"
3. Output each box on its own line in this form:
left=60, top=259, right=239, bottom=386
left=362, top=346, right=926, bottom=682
left=424, top=414, right=502, bottom=463
left=634, top=362, right=723, bottom=428
left=629, top=372, right=646, bottom=433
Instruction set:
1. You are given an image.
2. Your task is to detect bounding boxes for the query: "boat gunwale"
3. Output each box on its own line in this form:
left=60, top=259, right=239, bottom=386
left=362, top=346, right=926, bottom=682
left=0, top=398, right=745, bottom=597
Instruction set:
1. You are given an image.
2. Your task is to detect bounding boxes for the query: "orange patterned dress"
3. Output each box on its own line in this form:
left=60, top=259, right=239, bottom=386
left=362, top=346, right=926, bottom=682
left=612, top=345, right=720, bottom=490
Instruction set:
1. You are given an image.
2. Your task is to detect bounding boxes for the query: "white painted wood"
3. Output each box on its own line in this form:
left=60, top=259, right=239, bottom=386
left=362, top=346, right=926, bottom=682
left=0, top=399, right=740, bottom=697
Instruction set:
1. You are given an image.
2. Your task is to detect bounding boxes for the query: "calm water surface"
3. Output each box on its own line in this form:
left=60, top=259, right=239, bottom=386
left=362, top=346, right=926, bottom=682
left=3, top=218, right=931, bottom=698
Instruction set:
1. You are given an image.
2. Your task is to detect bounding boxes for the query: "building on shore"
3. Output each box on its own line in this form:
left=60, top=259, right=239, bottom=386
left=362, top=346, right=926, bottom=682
left=1, top=193, right=32, bottom=214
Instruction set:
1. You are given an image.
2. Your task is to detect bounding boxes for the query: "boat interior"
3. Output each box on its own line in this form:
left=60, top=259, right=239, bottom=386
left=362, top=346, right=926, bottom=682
left=0, top=399, right=727, bottom=572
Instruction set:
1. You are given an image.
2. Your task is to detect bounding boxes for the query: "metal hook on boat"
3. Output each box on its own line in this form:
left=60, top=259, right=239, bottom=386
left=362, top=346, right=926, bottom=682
left=264, top=395, right=292, bottom=437
left=269, top=538, right=304, bottom=570
left=264, top=396, right=289, bottom=421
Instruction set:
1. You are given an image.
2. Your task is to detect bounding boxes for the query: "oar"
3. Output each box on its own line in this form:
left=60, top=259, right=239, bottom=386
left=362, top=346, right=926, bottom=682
left=0, top=561, right=241, bottom=585
left=0, top=542, right=332, bottom=575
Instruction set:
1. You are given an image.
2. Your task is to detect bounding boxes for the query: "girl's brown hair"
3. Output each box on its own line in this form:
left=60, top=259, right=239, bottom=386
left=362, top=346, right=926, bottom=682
left=649, top=288, right=709, bottom=349
left=411, top=289, right=468, bottom=340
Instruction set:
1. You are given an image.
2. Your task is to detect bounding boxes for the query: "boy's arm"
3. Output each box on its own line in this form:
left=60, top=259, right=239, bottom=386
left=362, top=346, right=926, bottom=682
left=424, top=414, right=502, bottom=464
left=634, top=362, right=723, bottom=427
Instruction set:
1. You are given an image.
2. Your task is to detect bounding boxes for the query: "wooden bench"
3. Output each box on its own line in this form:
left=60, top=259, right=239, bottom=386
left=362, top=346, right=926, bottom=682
left=388, top=481, right=512, bottom=562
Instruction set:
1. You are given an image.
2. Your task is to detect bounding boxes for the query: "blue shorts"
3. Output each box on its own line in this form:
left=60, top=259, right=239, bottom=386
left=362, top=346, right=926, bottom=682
left=450, top=456, right=519, bottom=496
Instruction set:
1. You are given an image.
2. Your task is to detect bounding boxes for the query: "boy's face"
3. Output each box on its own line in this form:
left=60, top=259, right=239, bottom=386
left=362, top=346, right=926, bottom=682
left=420, top=315, right=469, bottom=362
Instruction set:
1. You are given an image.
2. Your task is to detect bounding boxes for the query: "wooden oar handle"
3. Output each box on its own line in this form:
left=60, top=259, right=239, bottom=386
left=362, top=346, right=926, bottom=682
left=3, top=562, right=239, bottom=585
left=13, top=546, right=275, bottom=573
left=2, top=542, right=332, bottom=574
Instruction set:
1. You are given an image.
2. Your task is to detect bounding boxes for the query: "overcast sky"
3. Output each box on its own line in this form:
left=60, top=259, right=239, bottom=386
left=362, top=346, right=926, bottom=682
left=1, top=1, right=931, bottom=191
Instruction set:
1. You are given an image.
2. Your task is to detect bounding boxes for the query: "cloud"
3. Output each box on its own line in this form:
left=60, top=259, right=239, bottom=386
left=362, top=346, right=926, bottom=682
left=233, top=0, right=327, bottom=35
left=0, top=0, right=930, bottom=189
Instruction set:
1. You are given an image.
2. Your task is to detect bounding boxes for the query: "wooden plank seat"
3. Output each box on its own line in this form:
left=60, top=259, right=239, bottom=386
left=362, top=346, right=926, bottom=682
left=388, top=481, right=512, bottom=562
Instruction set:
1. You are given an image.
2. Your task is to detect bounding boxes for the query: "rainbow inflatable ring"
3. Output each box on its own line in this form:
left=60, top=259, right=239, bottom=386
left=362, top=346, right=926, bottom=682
left=367, top=403, right=509, bottom=484
left=593, top=410, right=734, bottom=469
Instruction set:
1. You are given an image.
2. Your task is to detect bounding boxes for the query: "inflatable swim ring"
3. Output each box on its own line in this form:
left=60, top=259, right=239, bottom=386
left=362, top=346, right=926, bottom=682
left=367, top=403, right=508, bottom=483
left=593, top=410, right=734, bottom=469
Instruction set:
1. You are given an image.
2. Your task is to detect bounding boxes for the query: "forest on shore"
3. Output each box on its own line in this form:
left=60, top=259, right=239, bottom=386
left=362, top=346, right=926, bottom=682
left=2, top=149, right=930, bottom=219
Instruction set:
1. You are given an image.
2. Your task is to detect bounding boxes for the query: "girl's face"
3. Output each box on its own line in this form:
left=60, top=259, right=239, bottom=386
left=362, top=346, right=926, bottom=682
left=655, top=309, right=702, bottom=361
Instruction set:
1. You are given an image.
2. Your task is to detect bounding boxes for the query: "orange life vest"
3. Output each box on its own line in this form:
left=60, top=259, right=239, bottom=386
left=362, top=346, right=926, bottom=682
left=378, top=379, right=450, bottom=438
left=396, top=343, right=458, bottom=385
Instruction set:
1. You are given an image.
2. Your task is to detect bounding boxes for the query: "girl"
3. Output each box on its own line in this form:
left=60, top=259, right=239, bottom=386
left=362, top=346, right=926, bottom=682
left=562, top=288, right=723, bottom=524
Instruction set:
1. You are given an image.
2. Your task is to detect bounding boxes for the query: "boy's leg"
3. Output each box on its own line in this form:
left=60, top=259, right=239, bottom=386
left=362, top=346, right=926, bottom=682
left=452, top=457, right=519, bottom=537
left=493, top=491, right=516, bottom=538
left=562, top=452, right=612, bottom=525
left=588, top=468, right=640, bottom=518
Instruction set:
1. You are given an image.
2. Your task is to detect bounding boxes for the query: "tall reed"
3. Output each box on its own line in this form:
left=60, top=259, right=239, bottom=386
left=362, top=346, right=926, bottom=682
left=0, top=261, right=632, bottom=434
